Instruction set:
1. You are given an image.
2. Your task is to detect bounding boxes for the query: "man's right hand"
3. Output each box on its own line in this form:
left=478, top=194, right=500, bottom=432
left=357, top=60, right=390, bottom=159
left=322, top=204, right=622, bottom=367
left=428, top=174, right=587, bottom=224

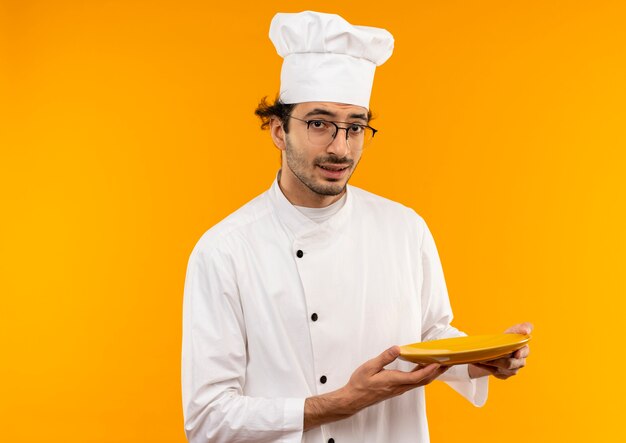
left=303, top=346, right=448, bottom=431
left=345, top=345, right=448, bottom=409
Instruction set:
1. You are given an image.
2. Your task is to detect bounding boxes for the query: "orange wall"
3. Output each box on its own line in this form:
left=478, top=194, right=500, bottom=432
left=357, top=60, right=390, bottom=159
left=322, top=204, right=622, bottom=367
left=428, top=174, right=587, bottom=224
left=1, top=1, right=625, bottom=442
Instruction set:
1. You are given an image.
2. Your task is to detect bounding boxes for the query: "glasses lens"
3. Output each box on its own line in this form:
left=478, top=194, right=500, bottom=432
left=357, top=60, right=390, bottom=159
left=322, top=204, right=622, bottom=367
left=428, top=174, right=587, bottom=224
left=345, top=125, right=375, bottom=148
left=305, top=120, right=377, bottom=148
left=352, top=125, right=375, bottom=148
left=306, top=120, right=336, bottom=146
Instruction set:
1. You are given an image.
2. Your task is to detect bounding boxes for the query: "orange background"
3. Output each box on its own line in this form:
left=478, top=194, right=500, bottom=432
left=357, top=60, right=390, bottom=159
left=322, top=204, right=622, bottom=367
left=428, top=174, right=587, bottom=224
left=1, top=1, right=625, bottom=442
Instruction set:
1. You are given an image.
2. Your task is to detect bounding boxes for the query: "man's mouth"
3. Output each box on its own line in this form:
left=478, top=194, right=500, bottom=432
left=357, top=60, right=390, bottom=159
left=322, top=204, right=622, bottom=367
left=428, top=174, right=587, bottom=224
left=317, top=164, right=350, bottom=172
left=316, top=163, right=351, bottom=180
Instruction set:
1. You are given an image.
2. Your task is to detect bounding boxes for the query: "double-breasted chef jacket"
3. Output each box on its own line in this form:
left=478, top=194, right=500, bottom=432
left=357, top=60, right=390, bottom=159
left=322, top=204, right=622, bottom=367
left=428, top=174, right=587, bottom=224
left=182, top=177, right=488, bottom=443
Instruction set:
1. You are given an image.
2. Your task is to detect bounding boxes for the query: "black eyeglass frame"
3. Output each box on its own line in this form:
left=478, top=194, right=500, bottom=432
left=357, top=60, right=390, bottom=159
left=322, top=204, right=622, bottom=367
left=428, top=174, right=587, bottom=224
left=287, top=115, right=378, bottom=145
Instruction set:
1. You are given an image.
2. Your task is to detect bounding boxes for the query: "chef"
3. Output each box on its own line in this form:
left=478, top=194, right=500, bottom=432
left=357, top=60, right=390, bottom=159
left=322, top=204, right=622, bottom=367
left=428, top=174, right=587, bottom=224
left=182, top=10, right=531, bottom=443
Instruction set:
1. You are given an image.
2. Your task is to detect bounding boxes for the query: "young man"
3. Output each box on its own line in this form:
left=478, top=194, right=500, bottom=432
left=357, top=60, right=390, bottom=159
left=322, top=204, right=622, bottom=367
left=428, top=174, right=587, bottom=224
left=182, top=11, right=531, bottom=443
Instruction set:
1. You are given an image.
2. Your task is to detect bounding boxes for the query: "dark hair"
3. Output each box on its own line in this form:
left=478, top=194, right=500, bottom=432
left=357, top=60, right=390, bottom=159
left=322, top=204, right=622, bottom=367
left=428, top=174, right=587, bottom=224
left=254, top=96, right=296, bottom=132
left=254, top=95, right=375, bottom=133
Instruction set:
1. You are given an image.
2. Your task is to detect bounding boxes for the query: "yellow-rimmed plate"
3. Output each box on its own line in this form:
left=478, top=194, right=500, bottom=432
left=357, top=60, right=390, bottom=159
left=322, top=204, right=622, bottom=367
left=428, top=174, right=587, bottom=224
left=399, top=334, right=531, bottom=366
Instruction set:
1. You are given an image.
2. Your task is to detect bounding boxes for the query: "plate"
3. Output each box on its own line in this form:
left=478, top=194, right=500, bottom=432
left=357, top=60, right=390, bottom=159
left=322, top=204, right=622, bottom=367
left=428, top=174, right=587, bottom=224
left=399, top=333, right=531, bottom=366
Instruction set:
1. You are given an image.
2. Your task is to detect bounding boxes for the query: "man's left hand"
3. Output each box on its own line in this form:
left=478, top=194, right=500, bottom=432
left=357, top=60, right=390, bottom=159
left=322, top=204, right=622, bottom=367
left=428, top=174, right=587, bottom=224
left=468, top=322, right=533, bottom=380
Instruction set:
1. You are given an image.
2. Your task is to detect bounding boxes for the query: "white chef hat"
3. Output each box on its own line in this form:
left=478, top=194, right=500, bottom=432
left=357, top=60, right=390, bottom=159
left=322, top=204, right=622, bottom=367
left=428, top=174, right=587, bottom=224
left=269, top=11, right=394, bottom=109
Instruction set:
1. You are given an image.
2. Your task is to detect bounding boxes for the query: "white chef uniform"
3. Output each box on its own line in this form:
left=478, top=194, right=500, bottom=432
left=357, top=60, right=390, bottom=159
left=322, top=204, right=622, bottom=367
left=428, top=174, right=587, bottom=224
left=182, top=177, right=488, bottom=443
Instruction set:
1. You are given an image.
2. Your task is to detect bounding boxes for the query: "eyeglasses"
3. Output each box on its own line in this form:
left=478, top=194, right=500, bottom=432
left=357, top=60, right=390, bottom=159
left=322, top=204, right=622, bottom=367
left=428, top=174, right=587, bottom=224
left=288, top=116, right=377, bottom=148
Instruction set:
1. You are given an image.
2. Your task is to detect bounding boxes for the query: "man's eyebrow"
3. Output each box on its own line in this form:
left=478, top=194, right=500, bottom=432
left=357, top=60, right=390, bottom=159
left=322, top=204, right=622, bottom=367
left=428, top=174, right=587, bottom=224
left=302, top=109, right=368, bottom=122
left=348, top=113, right=368, bottom=122
left=302, top=108, right=336, bottom=118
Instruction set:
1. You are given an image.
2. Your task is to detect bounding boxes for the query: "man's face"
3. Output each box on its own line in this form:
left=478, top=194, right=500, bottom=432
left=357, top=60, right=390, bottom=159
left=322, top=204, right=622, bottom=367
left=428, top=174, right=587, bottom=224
left=281, top=101, right=369, bottom=203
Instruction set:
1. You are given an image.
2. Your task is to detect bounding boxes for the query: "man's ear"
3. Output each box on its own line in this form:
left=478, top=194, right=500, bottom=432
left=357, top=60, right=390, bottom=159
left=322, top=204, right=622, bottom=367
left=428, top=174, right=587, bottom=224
left=269, top=117, right=287, bottom=151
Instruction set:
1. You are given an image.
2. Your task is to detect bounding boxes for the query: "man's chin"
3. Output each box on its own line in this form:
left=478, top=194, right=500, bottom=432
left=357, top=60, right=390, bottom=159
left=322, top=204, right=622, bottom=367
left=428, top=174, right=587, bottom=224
left=309, top=181, right=346, bottom=196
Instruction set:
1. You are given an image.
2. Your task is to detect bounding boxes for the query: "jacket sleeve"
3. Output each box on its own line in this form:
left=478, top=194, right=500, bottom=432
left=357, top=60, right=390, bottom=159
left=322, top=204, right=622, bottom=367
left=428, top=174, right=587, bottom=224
left=418, top=217, right=489, bottom=407
left=181, top=243, right=305, bottom=443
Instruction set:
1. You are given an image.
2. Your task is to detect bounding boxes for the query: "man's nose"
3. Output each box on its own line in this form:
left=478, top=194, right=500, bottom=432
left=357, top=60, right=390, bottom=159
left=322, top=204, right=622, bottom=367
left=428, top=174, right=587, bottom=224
left=326, top=129, right=350, bottom=157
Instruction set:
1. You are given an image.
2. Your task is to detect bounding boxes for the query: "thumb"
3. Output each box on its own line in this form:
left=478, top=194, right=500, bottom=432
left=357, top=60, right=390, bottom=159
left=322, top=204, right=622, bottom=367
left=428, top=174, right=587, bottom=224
left=368, top=346, right=401, bottom=372
left=505, top=322, right=534, bottom=335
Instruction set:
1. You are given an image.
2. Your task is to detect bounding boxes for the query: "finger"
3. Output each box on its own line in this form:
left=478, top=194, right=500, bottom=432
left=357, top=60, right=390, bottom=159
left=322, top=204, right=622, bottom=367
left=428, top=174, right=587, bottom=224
left=410, top=363, right=447, bottom=372
left=411, top=364, right=449, bottom=375
left=400, top=369, right=448, bottom=392
left=406, top=363, right=447, bottom=384
left=479, top=357, right=526, bottom=370
left=410, top=362, right=438, bottom=372
left=494, top=368, right=520, bottom=380
left=390, top=363, right=441, bottom=384
left=513, top=345, right=530, bottom=359
left=421, top=366, right=450, bottom=384
left=393, top=365, right=448, bottom=391
left=473, top=362, right=524, bottom=380
left=364, top=346, right=401, bottom=374
left=476, top=357, right=507, bottom=368
left=509, top=358, right=526, bottom=370
left=504, top=322, right=534, bottom=335
left=472, top=363, right=499, bottom=376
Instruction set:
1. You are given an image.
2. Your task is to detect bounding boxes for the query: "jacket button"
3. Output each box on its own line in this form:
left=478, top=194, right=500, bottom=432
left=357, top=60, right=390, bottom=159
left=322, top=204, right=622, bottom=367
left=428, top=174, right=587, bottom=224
left=328, top=439, right=335, bottom=443
left=296, top=250, right=304, bottom=258
left=311, top=313, right=318, bottom=322
left=320, top=375, right=327, bottom=384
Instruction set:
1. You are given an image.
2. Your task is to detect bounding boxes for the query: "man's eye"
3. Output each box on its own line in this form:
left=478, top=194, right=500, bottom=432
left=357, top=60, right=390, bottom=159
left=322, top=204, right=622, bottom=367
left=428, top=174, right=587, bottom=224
left=349, top=125, right=364, bottom=133
left=311, top=120, right=327, bottom=129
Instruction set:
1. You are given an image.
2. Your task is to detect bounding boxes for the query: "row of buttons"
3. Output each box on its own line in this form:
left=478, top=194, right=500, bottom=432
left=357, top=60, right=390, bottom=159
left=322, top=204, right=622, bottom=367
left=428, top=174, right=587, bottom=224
left=297, top=251, right=320, bottom=322
left=297, top=249, right=329, bottom=428
left=297, top=255, right=321, bottom=325
left=315, top=307, right=325, bottom=386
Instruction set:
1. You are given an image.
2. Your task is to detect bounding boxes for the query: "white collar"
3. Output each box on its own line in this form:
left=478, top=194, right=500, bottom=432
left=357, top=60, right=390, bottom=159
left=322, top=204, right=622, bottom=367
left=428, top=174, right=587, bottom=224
left=267, top=172, right=353, bottom=239
left=294, top=193, right=347, bottom=223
